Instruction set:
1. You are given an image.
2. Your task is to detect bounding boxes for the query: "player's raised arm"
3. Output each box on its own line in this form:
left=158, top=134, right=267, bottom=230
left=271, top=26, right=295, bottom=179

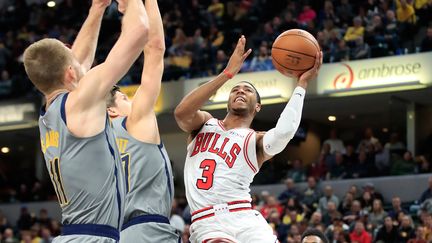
left=71, top=0, right=111, bottom=72
left=256, top=51, right=323, bottom=167
left=125, top=0, right=164, bottom=143
left=174, top=35, right=252, bottom=133
left=67, top=0, right=149, bottom=137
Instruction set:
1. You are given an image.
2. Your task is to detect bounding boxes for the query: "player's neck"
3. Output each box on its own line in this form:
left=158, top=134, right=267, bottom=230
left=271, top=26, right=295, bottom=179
left=45, top=88, right=70, bottom=108
left=223, top=113, right=253, bottom=130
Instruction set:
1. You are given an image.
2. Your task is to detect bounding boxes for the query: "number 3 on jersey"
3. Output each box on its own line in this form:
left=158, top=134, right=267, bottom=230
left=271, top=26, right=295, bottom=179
left=196, top=159, right=216, bottom=190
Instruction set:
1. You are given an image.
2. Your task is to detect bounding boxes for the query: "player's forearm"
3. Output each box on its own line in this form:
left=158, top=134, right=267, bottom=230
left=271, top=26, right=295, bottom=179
left=262, top=86, right=305, bottom=155
left=71, top=5, right=106, bottom=72
left=144, top=0, right=165, bottom=53
left=122, top=0, right=149, bottom=36
left=174, top=72, right=230, bottom=120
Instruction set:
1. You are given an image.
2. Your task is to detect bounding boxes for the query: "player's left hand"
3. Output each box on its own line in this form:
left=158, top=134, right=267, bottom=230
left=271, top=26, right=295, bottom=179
left=93, top=0, right=112, bottom=9
left=298, top=51, right=323, bottom=88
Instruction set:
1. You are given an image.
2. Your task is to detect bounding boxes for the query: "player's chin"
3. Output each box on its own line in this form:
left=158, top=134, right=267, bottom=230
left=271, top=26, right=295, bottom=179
left=230, top=107, right=249, bottom=115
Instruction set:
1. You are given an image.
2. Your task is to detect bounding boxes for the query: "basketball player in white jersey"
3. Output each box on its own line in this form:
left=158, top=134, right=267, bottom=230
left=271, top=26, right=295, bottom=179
left=175, top=36, right=322, bottom=243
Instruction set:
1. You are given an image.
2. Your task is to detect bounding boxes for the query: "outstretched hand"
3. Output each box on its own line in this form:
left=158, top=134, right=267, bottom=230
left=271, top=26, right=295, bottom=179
left=298, top=51, right=323, bottom=88
left=225, top=35, right=252, bottom=77
left=92, top=0, right=112, bottom=9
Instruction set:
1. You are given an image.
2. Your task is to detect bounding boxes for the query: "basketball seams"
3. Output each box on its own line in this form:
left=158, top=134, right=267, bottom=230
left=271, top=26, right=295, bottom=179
left=276, top=33, right=321, bottom=51
left=271, top=46, right=316, bottom=58
left=271, top=56, right=314, bottom=71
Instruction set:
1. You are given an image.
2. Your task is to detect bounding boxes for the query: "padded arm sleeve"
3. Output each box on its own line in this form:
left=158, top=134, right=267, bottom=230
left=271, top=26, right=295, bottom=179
left=263, top=86, right=305, bottom=156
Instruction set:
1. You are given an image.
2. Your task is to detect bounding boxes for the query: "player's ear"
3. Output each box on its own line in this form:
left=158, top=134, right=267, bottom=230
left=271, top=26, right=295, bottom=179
left=63, top=66, right=76, bottom=86
left=255, top=103, right=261, bottom=113
left=107, top=107, right=119, bottom=118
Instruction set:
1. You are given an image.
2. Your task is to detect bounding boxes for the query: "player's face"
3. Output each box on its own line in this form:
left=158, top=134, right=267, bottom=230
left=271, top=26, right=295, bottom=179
left=227, top=82, right=261, bottom=116
left=110, top=91, right=132, bottom=117
left=302, top=236, right=322, bottom=243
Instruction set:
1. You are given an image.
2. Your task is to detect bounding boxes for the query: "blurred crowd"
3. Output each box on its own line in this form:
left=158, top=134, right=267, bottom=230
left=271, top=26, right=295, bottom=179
left=3, top=177, right=432, bottom=243
left=1, top=0, right=432, bottom=98
left=253, top=127, right=432, bottom=185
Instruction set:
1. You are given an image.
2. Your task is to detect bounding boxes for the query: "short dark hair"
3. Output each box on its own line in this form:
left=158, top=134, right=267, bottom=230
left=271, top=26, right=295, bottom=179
left=107, top=85, right=120, bottom=108
left=238, top=81, right=261, bottom=104
left=301, top=228, right=329, bottom=243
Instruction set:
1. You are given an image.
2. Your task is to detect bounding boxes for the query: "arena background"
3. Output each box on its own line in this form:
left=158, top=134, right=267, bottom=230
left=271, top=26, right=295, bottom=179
left=0, top=0, right=432, bottom=242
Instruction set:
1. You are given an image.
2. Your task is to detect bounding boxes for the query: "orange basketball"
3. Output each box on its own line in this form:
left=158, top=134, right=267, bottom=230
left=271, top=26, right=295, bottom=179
left=271, top=29, right=320, bottom=78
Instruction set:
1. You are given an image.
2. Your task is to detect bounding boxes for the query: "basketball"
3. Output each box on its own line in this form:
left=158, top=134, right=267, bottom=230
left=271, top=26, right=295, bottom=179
left=271, top=29, right=320, bottom=78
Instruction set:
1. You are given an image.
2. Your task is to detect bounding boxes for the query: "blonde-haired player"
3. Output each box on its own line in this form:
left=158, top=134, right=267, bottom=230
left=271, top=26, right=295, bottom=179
left=175, top=36, right=322, bottom=242
left=23, top=0, right=149, bottom=242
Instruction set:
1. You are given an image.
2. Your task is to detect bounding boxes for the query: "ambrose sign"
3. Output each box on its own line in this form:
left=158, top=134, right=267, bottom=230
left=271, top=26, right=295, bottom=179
left=318, top=53, right=432, bottom=95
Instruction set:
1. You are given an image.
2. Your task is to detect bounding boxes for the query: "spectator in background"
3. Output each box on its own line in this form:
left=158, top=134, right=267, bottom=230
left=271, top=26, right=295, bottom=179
left=417, top=155, right=431, bottom=174
left=398, top=215, right=416, bottom=242
left=396, top=0, right=417, bottom=24
left=344, top=16, right=365, bottom=44
left=350, top=221, right=372, bottom=243
left=309, top=211, right=323, bottom=228
left=318, top=186, right=340, bottom=214
left=343, top=200, right=362, bottom=224
left=420, top=26, right=432, bottom=52
left=0, top=70, right=12, bottom=96
left=363, top=182, right=384, bottom=202
left=287, top=159, right=307, bottom=183
left=3, top=228, right=18, bottom=243
left=246, top=43, right=273, bottom=72
left=307, top=154, right=328, bottom=180
left=36, top=209, right=51, bottom=228
left=16, top=207, right=32, bottom=231
left=419, top=177, right=432, bottom=204
left=339, top=192, right=354, bottom=215
left=323, top=128, right=346, bottom=154
left=302, top=177, right=322, bottom=212
left=384, top=9, right=400, bottom=53
left=357, top=127, right=379, bottom=153
left=278, top=178, right=301, bottom=203
left=351, top=36, right=370, bottom=59
left=321, top=143, right=335, bottom=169
left=391, top=150, right=416, bottom=175
left=279, top=11, right=298, bottom=31
left=0, top=42, right=11, bottom=71
left=408, top=226, right=428, bottom=243
left=388, top=196, right=409, bottom=219
left=368, top=199, right=388, bottom=229
left=328, top=152, right=347, bottom=180
left=336, top=0, right=354, bottom=27
left=214, top=49, right=228, bottom=75
left=322, top=201, right=343, bottom=227
left=375, top=142, right=390, bottom=175
left=384, top=132, right=406, bottom=152
left=298, top=4, right=317, bottom=27
left=348, top=151, right=369, bottom=178
left=207, top=0, right=224, bottom=19
left=396, top=0, right=418, bottom=48
left=260, top=195, right=284, bottom=219
left=318, top=1, right=340, bottom=28
left=375, top=216, right=399, bottom=243
left=331, top=38, right=350, bottom=62
left=40, top=227, right=53, bottom=243
left=233, top=0, right=252, bottom=21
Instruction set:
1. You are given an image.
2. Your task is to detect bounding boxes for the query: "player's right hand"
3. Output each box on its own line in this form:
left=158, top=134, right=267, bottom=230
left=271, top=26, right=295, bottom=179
left=224, top=35, right=252, bottom=78
left=115, top=0, right=126, bottom=13
left=298, top=51, right=322, bottom=88
left=93, top=0, right=112, bottom=9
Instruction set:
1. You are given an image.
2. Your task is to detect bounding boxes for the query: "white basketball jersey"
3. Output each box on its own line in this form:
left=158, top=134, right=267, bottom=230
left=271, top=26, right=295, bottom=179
left=184, top=118, right=259, bottom=212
